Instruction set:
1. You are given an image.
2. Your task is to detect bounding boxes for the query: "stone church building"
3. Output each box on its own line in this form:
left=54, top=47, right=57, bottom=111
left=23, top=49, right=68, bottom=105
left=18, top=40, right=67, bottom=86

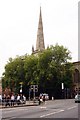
left=73, top=61, right=80, bottom=95
left=32, top=7, right=80, bottom=96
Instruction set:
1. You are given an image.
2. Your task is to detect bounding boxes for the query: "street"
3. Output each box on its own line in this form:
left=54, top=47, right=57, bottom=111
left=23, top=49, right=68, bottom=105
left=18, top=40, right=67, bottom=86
left=1, top=99, right=79, bottom=119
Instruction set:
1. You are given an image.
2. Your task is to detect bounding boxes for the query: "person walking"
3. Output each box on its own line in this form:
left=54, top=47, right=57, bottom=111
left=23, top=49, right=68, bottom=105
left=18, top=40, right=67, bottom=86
left=5, top=95, right=10, bottom=107
left=23, top=95, right=26, bottom=104
left=11, top=93, right=15, bottom=106
left=43, top=95, right=45, bottom=104
left=38, top=96, right=43, bottom=105
left=2, top=94, right=6, bottom=106
left=17, top=94, right=20, bottom=105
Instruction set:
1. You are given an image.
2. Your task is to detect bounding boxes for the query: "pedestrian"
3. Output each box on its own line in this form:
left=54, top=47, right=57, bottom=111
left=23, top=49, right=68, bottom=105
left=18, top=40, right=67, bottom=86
left=14, top=94, right=17, bottom=104
left=40, top=96, right=43, bottom=104
left=5, top=95, right=10, bottom=107
left=23, top=95, right=26, bottom=104
left=17, top=94, right=20, bottom=105
left=43, top=95, right=45, bottom=104
left=38, top=96, right=41, bottom=105
left=2, top=94, right=6, bottom=106
left=20, top=94, right=24, bottom=104
left=11, top=93, right=15, bottom=106
left=0, top=94, right=2, bottom=105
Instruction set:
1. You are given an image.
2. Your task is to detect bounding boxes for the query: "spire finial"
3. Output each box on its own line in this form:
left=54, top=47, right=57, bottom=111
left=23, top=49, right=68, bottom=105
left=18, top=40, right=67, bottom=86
left=40, top=6, right=42, bottom=17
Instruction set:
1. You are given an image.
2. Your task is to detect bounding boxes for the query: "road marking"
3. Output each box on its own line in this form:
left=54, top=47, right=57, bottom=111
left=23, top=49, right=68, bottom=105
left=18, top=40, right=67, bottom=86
left=2, top=116, right=16, bottom=120
left=3, top=108, right=28, bottom=113
left=40, top=109, right=64, bottom=118
left=67, top=106, right=77, bottom=110
left=40, top=107, right=47, bottom=109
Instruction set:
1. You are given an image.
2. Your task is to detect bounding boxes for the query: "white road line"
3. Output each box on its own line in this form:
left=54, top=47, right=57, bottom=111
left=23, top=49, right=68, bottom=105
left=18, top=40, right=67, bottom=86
left=67, top=106, right=77, bottom=110
left=40, top=109, right=64, bottom=118
left=3, top=108, right=28, bottom=113
left=40, top=107, right=47, bottom=109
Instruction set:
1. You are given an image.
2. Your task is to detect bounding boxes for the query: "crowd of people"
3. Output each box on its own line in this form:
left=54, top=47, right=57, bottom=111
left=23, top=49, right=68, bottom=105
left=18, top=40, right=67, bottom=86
left=0, top=93, right=47, bottom=107
left=0, top=93, right=26, bottom=106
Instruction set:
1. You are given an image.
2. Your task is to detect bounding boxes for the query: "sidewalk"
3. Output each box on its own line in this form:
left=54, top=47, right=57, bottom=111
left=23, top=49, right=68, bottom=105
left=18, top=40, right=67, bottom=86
left=0, top=100, right=39, bottom=109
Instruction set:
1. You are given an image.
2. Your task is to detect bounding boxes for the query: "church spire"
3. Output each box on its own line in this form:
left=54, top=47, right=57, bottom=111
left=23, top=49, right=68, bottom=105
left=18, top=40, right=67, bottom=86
left=36, top=7, right=45, bottom=51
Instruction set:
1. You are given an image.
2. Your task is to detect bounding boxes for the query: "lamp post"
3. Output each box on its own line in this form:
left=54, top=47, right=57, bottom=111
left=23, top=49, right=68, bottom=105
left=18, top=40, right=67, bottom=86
left=19, top=82, right=23, bottom=94
left=62, top=83, right=64, bottom=99
left=29, top=88, right=31, bottom=101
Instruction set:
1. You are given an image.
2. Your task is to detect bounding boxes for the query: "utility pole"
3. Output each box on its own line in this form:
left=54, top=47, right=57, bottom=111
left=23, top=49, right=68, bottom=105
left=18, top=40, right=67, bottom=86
left=33, top=85, right=35, bottom=100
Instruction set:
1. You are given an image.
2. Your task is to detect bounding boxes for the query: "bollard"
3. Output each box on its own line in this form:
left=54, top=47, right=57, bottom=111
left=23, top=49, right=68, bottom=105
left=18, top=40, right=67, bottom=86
left=52, top=96, right=54, bottom=100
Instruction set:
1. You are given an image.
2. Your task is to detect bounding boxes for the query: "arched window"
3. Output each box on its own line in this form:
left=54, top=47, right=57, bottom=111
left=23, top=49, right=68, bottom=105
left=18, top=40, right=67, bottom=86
left=73, top=69, right=80, bottom=83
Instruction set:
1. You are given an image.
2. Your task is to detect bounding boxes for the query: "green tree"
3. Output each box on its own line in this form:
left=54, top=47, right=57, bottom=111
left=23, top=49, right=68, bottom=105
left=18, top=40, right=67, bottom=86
left=37, top=44, right=72, bottom=97
left=24, top=55, right=38, bottom=85
left=2, top=44, right=73, bottom=98
left=2, top=56, right=25, bottom=93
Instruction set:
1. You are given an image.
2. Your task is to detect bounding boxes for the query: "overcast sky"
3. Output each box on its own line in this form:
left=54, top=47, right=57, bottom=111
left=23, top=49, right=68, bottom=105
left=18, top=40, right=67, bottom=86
left=0, top=0, right=78, bottom=77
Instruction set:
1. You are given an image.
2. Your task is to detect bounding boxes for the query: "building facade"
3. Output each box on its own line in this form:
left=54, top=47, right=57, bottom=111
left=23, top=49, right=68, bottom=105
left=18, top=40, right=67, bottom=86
left=73, top=61, right=80, bottom=95
left=0, top=80, right=2, bottom=95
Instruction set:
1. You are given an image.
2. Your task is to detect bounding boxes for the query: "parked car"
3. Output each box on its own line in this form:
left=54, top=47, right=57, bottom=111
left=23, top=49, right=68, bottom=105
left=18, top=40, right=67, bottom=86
left=75, top=94, right=80, bottom=103
left=39, top=93, right=49, bottom=100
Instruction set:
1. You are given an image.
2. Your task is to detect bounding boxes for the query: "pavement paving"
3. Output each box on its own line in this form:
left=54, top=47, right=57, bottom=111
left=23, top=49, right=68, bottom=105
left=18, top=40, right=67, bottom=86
left=0, top=100, right=39, bottom=109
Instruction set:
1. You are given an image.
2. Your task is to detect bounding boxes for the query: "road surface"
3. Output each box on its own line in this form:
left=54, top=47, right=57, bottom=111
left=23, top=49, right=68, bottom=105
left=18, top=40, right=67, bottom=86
left=1, top=99, right=80, bottom=119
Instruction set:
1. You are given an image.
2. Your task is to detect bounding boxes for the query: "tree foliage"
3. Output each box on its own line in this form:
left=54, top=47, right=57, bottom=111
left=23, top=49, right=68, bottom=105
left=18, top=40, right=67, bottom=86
left=2, top=44, right=73, bottom=98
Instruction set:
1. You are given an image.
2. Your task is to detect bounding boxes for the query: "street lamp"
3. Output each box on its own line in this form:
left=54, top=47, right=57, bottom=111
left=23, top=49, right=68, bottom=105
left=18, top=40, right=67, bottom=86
left=29, top=88, right=31, bottom=101
left=61, top=83, right=64, bottom=99
left=19, top=82, right=23, bottom=94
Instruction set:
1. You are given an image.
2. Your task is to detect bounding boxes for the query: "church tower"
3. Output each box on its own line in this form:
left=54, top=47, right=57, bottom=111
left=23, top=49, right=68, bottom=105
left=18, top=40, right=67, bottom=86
left=32, top=7, right=45, bottom=54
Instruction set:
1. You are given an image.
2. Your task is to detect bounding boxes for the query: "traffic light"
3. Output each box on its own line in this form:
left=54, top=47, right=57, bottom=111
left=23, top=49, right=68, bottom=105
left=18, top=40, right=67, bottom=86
left=30, top=85, right=38, bottom=92
left=35, top=85, right=38, bottom=92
